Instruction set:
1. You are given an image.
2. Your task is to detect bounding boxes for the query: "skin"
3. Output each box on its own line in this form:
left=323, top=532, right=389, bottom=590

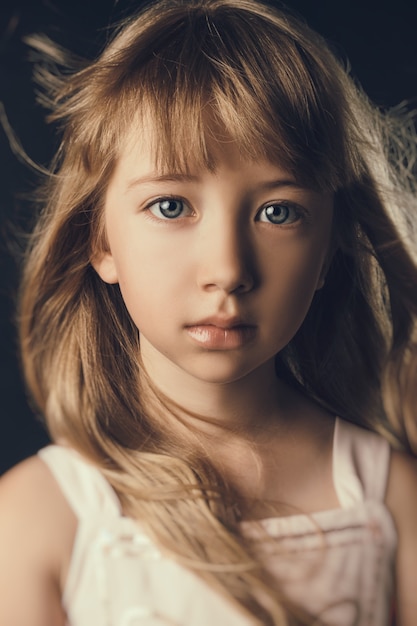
left=94, top=130, right=340, bottom=516
left=0, top=130, right=416, bottom=625
left=94, top=133, right=333, bottom=427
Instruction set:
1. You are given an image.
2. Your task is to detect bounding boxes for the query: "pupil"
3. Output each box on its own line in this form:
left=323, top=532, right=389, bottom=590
left=267, top=204, right=289, bottom=223
left=160, top=200, right=182, bottom=217
left=161, top=200, right=176, bottom=212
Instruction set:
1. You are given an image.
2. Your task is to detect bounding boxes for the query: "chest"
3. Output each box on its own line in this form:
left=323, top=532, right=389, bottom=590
left=215, top=432, right=340, bottom=521
left=63, top=502, right=396, bottom=626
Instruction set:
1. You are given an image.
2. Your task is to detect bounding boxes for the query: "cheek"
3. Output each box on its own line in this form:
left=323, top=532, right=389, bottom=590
left=113, top=243, right=188, bottom=329
left=262, top=240, right=326, bottom=322
left=117, top=263, right=159, bottom=318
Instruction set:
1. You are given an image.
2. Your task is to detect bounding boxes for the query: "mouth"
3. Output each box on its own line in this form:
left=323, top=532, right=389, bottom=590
left=185, top=316, right=256, bottom=349
left=187, top=315, right=252, bottom=328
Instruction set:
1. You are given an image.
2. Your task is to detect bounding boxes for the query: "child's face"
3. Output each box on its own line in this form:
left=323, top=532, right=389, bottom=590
left=93, top=129, right=333, bottom=390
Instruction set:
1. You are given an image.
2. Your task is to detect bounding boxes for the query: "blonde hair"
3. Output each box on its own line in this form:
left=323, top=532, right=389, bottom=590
left=19, top=0, right=417, bottom=623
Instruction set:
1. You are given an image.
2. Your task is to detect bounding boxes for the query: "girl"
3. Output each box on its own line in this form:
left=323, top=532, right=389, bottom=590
left=1, top=0, right=417, bottom=624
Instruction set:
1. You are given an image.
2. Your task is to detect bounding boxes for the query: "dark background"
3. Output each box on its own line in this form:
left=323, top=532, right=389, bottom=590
left=1, top=0, right=417, bottom=475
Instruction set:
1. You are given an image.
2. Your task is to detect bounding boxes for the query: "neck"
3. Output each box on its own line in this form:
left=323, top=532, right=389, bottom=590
left=141, top=352, right=295, bottom=441
left=139, top=344, right=337, bottom=519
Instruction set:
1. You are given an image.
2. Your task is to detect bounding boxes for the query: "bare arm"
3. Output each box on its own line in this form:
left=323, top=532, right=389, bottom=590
left=386, top=450, right=417, bottom=626
left=0, top=456, right=76, bottom=626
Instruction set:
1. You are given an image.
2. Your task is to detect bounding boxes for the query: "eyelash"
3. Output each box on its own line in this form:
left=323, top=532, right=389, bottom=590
left=146, top=197, right=193, bottom=220
left=144, top=197, right=306, bottom=226
left=257, top=202, right=304, bottom=226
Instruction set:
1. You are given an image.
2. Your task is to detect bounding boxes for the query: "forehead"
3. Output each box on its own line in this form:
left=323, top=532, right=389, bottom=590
left=112, top=108, right=311, bottom=188
left=110, top=113, right=288, bottom=185
left=106, top=118, right=334, bottom=220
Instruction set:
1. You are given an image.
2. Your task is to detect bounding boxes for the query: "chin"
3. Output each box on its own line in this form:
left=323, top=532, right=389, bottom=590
left=183, top=357, right=269, bottom=386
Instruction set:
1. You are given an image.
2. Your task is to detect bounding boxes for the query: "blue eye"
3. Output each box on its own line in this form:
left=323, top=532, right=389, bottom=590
left=148, top=198, right=186, bottom=219
left=258, top=202, right=301, bottom=225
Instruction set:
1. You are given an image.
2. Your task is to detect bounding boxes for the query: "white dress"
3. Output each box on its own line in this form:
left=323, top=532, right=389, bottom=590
left=39, top=418, right=397, bottom=626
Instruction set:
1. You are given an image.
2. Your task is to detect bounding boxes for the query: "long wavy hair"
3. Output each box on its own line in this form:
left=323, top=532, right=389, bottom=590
left=19, top=0, right=417, bottom=623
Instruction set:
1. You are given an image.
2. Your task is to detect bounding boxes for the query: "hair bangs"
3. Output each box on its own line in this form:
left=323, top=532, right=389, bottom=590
left=96, top=1, right=352, bottom=188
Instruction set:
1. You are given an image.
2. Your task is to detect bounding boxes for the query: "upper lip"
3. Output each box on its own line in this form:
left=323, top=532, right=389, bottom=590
left=185, top=315, right=255, bottom=329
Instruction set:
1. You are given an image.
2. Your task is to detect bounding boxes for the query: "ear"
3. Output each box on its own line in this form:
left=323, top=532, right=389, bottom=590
left=91, top=251, right=119, bottom=284
left=316, top=243, right=337, bottom=291
left=315, top=258, right=330, bottom=291
left=316, top=200, right=338, bottom=291
left=316, top=273, right=326, bottom=291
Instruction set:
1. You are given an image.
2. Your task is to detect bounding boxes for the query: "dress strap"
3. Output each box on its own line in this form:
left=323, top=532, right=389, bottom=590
left=333, top=418, right=391, bottom=508
left=38, top=445, right=121, bottom=520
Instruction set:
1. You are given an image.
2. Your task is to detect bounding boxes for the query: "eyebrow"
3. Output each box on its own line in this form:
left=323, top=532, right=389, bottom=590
left=126, top=173, right=309, bottom=193
left=259, top=179, right=307, bottom=191
left=126, top=173, right=200, bottom=190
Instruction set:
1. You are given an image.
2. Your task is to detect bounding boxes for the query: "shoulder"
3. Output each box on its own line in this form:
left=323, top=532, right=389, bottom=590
left=0, top=454, right=76, bottom=626
left=0, top=452, right=74, bottom=522
left=385, top=450, right=417, bottom=626
left=0, top=453, right=77, bottom=565
left=0, top=454, right=62, bottom=531
left=1, top=452, right=59, bottom=498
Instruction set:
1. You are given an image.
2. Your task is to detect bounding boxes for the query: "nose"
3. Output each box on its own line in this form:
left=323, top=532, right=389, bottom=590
left=197, top=216, right=256, bottom=294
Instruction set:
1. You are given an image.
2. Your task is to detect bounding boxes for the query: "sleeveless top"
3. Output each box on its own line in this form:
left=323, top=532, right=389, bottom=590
left=38, top=418, right=397, bottom=626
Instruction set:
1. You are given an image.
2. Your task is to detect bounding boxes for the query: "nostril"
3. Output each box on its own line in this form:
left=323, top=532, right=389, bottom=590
left=200, top=272, right=254, bottom=295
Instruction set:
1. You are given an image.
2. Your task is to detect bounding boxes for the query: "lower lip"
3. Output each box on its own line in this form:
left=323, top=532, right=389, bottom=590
left=185, top=325, right=256, bottom=349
